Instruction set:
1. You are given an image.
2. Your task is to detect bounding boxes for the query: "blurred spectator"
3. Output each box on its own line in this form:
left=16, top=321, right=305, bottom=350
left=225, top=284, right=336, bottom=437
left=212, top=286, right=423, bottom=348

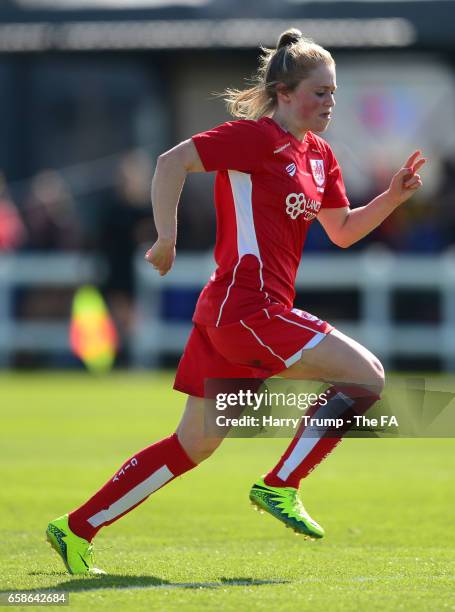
left=0, top=172, right=27, bottom=251
left=435, top=156, right=455, bottom=247
left=23, top=169, right=82, bottom=250
left=97, top=149, right=154, bottom=363
left=401, top=199, right=448, bottom=252
left=178, top=173, right=216, bottom=250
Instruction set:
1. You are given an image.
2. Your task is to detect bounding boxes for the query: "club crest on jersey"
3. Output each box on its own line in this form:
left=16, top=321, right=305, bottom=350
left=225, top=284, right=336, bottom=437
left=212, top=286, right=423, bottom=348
left=286, top=163, right=296, bottom=177
left=310, top=159, right=325, bottom=187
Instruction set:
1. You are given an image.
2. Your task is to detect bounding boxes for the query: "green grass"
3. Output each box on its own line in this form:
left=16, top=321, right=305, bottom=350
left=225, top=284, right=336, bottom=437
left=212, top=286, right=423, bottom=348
left=0, top=372, right=454, bottom=611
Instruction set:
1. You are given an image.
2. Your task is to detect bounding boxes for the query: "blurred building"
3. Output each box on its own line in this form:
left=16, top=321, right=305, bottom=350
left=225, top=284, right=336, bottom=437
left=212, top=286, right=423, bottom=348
left=0, top=0, right=454, bottom=247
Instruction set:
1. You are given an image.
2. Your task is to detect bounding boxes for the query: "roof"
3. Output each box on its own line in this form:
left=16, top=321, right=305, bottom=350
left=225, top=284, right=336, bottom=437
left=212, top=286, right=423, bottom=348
left=0, top=0, right=453, bottom=51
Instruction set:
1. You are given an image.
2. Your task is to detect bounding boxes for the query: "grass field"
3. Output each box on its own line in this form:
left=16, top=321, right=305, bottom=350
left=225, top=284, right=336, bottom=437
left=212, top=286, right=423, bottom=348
left=1, top=372, right=454, bottom=611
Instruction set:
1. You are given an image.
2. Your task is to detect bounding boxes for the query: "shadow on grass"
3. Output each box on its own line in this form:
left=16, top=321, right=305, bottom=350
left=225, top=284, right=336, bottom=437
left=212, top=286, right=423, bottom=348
left=219, top=577, right=287, bottom=587
left=4, top=575, right=288, bottom=593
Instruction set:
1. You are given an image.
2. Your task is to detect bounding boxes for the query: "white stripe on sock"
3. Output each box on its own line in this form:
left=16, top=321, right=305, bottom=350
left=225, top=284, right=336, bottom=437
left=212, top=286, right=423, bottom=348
left=87, top=465, right=174, bottom=528
left=276, top=394, right=354, bottom=481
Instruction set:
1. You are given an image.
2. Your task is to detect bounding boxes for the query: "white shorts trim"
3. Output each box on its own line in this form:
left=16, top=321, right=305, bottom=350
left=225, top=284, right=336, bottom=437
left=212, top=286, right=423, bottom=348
left=283, top=332, right=326, bottom=368
left=276, top=314, right=322, bottom=334
left=240, top=319, right=286, bottom=365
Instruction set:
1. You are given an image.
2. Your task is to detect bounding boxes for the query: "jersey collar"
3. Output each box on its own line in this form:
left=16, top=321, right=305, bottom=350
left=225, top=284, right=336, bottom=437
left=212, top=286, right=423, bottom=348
left=262, top=117, right=309, bottom=153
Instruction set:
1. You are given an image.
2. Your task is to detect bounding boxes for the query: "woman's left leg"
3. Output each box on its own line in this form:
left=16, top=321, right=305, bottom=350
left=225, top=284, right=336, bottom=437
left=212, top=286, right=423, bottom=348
left=266, top=327, right=384, bottom=481
left=250, top=328, right=385, bottom=537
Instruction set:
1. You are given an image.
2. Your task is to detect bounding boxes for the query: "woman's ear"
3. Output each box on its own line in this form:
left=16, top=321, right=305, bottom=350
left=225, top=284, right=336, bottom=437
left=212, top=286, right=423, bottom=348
left=276, top=83, right=291, bottom=103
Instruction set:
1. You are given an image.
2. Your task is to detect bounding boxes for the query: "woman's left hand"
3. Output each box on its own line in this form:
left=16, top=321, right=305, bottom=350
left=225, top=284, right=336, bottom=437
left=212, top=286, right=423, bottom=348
left=387, top=150, right=427, bottom=207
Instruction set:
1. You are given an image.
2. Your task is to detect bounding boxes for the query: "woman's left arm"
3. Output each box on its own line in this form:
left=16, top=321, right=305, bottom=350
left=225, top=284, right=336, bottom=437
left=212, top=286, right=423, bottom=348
left=318, top=150, right=426, bottom=248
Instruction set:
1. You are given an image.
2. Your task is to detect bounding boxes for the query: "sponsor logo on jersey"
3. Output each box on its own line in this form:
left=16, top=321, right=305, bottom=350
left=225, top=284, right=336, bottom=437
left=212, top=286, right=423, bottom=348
left=310, top=159, right=325, bottom=188
left=285, top=162, right=296, bottom=177
left=273, top=142, right=291, bottom=154
left=285, top=192, right=321, bottom=221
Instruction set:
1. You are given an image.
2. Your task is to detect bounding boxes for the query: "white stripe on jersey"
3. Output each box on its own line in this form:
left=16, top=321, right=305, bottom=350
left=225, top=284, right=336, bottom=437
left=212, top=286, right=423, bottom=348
left=228, top=170, right=261, bottom=258
left=87, top=465, right=173, bottom=528
left=216, top=259, right=241, bottom=327
left=215, top=171, right=265, bottom=326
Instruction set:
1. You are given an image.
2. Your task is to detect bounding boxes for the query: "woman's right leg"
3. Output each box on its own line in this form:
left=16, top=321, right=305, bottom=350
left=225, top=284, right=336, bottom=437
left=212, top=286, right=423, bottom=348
left=67, top=395, right=224, bottom=540
left=177, top=395, right=225, bottom=464
left=47, top=320, right=254, bottom=574
left=46, top=394, right=224, bottom=574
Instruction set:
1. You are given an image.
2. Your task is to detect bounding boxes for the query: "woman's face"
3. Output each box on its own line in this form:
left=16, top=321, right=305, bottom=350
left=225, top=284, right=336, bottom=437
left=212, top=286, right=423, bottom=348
left=278, top=62, right=337, bottom=134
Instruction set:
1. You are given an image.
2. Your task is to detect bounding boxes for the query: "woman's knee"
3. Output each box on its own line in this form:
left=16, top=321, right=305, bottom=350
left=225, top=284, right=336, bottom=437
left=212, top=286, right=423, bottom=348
left=176, top=395, right=224, bottom=464
left=283, top=332, right=386, bottom=395
left=177, top=430, right=222, bottom=464
left=354, top=355, right=385, bottom=396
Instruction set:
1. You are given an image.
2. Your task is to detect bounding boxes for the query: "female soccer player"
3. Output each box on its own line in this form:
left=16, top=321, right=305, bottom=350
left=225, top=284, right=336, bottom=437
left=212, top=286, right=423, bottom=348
left=46, top=28, right=426, bottom=575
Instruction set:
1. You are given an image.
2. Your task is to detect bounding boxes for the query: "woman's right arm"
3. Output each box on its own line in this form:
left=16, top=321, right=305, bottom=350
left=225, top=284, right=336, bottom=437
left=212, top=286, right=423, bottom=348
left=145, top=139, right=205, bottom=275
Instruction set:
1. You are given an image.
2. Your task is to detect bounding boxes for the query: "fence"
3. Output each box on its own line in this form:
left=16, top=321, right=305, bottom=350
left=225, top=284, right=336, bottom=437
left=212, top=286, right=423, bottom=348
left=133, top=251, right=455, bottom=371
left=0, top=253, right=102, bottom=367
left=0, top=251, right=454, bottom=370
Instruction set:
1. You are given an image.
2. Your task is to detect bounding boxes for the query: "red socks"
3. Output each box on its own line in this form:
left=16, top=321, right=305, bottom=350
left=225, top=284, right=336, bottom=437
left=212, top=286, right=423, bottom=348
left=68, top=433, right=195, bottom=541
left=67, top=387, right=379, bottom=541
left=264, top=385, right=379, bottom=489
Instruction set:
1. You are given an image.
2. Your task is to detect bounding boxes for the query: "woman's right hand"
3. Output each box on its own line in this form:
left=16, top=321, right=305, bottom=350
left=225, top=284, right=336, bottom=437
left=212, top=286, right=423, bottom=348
left=144, top=238, right=176, bottom=276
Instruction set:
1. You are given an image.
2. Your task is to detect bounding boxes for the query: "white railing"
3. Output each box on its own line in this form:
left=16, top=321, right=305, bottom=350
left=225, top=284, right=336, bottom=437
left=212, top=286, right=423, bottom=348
left=1, top=251, right=455, bottom=370
left=133, top=250, right=455, bottom=371
left=0, top=254, right=103, bottom=367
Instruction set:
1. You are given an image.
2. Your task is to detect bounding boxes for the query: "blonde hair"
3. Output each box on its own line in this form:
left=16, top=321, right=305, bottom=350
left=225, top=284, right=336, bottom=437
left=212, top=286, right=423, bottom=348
left=224, top=28, right=334, bottom=120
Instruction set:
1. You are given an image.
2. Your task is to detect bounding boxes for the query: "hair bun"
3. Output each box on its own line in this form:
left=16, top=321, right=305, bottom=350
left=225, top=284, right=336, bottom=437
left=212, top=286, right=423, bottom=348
left=277, top=28, right=303, bottom=49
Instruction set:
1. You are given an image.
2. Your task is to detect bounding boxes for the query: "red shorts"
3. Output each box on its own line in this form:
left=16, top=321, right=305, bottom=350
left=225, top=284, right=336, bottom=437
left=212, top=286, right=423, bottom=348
left=174, top=304, right=333, bottom=398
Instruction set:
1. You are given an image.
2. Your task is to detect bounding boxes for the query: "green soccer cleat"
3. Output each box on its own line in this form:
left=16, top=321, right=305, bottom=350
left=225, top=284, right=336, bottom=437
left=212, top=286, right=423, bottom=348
left=249, top=478, right=325, bottom=539
left=46, top=514, right=106, bottom=575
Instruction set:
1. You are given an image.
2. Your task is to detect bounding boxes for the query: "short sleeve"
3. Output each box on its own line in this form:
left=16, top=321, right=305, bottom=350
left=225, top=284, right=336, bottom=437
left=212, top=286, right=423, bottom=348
left=192, top=120, right=269, bottom=174
left=322, top=145, right=350, bottom=209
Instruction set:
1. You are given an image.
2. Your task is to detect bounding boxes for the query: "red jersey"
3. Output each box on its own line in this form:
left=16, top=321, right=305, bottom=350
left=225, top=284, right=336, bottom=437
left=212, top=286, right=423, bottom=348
left=191, top=117, right=349, bottom=327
